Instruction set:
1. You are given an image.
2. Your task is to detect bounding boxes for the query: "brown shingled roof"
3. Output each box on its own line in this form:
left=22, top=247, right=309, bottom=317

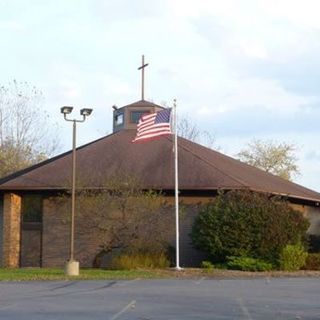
left=119, top=100, right=164, bottom=110
left=0, top=130, right=319, bottom=203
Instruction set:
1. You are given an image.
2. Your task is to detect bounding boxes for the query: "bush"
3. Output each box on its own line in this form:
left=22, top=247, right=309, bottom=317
left=227, top=256, right=273, bottom=271
left=110, top=252, right=170, bottom=270
left=303, top=253, right=320, bottom=270
left=279, top=244, right=308, bottom=271
left=191, top=190, right=309, bottom=264
left=201, top=261, right=214, bottom=270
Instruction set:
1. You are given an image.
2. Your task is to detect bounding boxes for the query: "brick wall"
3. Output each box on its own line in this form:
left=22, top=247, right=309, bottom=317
left=42, top=197, right=101, bottom=268
left=290, top=203, right=320, bottom=235
left=40, top=195, right=320, bottom=268
left=41, top=195, right=210, bottom=268
left=2, top=193, right=21, bottom=268
left=42, top=198, right=69, bottom=267
left=20, top=228, right=41, bottom=267
left=163, top=196, right=211, bottom=267
left=305, top=207, right=320, bottom=235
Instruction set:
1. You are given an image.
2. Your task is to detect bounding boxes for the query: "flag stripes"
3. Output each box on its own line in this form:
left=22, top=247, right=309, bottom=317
left=132, top=108, right=172, bottom=142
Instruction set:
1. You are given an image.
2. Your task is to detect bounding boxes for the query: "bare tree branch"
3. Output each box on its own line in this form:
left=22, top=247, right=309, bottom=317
left=0, top=80, right=60, bottom=177
left=177, top=114, right=219, bottom=150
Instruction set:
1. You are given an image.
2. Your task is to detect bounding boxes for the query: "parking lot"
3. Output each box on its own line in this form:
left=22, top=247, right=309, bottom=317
left=0, top=277, right=319, bottom=319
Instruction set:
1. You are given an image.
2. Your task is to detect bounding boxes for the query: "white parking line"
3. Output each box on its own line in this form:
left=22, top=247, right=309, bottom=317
left=109, top=300, right=136, bottom=320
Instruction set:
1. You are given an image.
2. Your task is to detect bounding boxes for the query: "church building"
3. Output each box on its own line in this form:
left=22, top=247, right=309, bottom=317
left=0, top=58, right=319, bottom=268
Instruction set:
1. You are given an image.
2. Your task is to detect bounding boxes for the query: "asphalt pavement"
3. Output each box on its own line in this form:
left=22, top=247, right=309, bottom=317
left=0, top=277, right=319, bottom=319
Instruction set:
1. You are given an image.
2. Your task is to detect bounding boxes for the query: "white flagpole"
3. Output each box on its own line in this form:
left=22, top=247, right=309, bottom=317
left=173, top=99, right=181, bottom=270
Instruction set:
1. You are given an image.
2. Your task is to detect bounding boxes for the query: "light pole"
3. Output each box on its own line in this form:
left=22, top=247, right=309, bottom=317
left=61, top=106, right=93, bottom=276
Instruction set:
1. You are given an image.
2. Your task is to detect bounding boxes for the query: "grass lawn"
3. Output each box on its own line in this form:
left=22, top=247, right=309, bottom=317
left=0, top=268, right=320, bottom=281
left=0, top=268, right=168, bottom=281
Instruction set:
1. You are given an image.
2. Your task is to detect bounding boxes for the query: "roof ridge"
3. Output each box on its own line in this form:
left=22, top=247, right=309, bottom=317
left=165, top=136, right=249, bottom=188
left=121, top=99, right=165, bottom=109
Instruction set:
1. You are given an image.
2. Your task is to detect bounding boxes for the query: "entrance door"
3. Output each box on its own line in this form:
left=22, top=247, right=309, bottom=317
left=21, top=224, right=42, bottom=267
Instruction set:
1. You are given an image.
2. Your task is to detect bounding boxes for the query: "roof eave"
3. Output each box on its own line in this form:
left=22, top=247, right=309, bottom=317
left=0, top=185, right=319, bottom=206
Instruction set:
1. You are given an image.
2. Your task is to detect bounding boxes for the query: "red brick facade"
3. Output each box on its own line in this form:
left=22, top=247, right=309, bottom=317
left=1, top=193, right=320, bottom=268
left=3, top=193, right=21, bottom=268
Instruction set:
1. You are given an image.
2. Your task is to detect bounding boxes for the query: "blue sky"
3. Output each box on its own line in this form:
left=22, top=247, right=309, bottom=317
left=0, top=0, right=319, bottom=191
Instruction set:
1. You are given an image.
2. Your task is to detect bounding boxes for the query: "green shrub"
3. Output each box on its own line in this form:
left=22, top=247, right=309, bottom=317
left=110, top=252, right=170, bottom=270
left=201, top=260, right=214, bottom=270
left=303, top=253, right=320, bottom=270
left=191, top=190, right=309, bottom=264
left=279, top=244, right=308, bottom=271
left=227, top=256, right=273, bottom=271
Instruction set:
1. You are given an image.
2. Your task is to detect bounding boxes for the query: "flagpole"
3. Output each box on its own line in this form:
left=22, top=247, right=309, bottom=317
left=173, top=99, right=182, bottom=270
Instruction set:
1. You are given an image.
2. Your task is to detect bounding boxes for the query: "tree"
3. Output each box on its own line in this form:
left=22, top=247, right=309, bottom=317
left=60, top=174, right=174, bottom=267
left=0, top=80, right=59, bottom=177
left=0, top=137, right=47, bottom=177
left=237, top=139, right=299, bottom=180
left=177, top=115, right=218, bottom=149
left=191, top=190, right=309, bottom=265
left=177, top=115, right=201, bottom=142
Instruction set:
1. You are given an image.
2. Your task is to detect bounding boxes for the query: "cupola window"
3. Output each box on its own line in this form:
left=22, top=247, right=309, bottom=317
left=130, top=111, right=149, bottom=124
left=114, top=113, right=124, bottom=126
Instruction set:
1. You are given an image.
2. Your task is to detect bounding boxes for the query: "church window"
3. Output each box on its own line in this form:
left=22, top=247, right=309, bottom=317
left=114, top=113, right=124, bottom=126
left=130, top=111, right=149, bottom=124
left=22, top=194, right=42, bottom=223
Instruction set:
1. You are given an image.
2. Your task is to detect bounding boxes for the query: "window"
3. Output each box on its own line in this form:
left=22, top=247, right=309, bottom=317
left=114, top=113, right=124, bottom=126
left=22, top=195, right=42, bottom=223
left=130, top=111, right=149, bottom=124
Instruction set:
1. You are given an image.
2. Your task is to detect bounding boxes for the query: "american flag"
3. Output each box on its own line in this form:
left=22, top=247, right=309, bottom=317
left=132, top=108, right=172, bottom=142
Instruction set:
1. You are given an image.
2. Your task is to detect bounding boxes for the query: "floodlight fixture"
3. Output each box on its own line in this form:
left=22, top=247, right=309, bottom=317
left=80, top=108, right=93, bottom=117
left=61, top=106, right=73, bottom=115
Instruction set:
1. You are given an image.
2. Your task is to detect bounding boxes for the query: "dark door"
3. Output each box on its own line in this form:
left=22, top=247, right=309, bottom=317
left=21, top=223, right=42, bottom=267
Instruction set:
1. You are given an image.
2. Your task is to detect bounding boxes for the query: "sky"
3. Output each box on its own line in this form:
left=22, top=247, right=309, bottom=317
left=0, top=0, right=319, bottom=191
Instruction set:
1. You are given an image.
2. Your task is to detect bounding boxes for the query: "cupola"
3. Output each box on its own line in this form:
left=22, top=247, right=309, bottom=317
left=112, top=100, right=164, bottom=133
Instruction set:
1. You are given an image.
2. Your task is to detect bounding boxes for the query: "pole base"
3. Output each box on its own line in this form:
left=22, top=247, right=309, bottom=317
left=174, top=266, right=183, bottom=271
left=65, top=260, right=79, bottom=276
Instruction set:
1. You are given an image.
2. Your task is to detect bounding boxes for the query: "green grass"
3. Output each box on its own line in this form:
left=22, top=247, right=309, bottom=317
left=2, top=267, right=318, bottom=281
left=0, top=268, right=167, bottom=281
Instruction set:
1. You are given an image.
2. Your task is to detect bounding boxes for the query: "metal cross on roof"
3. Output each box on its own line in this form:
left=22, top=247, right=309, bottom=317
left=138, top=54, right=149, bottom=100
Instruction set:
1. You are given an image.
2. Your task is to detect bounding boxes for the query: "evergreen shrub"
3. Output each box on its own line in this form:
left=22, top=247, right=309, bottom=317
left=191, top=190, right=309, bottom=264
left=279, top=244, right=308, bottom=271
left=227, top=256, right=273, bottom=271
left=201, top=260, right=214, bottom=270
